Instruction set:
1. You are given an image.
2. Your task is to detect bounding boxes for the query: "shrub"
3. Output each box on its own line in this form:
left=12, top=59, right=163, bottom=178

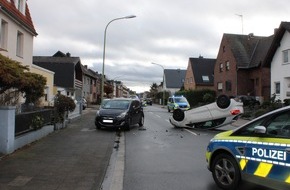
left=31, top=115, right=44, bottom=130
left=175, top=89, right=216, bottom=108
left=284, top=99, right=290, bottom=106
left=54, top=94, right=76, bottom=122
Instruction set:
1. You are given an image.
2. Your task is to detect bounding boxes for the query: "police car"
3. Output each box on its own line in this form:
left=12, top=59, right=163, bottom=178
left=206, top=106, right=290, bottom=190
left=167, top=96, right=190, bottom=112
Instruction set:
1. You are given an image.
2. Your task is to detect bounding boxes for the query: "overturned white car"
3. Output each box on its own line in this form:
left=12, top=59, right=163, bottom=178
left=169, top=95, right=244, bottom=129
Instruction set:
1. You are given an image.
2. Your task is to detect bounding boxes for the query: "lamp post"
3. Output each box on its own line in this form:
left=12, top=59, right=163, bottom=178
left=151, top=62, right=165, bottom=106
left=101, top=15, right=136, bottom=102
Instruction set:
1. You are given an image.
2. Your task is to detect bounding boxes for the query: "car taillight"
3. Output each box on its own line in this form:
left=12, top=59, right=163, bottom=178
left=230, top=109, right=241, bottom=115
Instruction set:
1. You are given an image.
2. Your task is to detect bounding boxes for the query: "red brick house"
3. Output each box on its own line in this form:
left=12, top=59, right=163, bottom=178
left=184, top=57, right=216, bottom=90
left=214, top=33, right=273, bottom=101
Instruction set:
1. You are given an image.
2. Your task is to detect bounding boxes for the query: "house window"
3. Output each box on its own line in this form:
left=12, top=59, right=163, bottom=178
left=217, top=82, right=223, bottom=91
left=275, top=82, right=280, bottom=94
left=0, top=20, right=8, bottom=49
left=219, top=63, right=223, bottom=72
left=225, top=61, right=230, bottom=70
left=16, top=31, right=24, bottom=57
left=45, top=87, right=49, bottom=101
left=190, top=77, right=193, bottom=83
left=225, top=81, right=232, bottom=91
left=202, top=75, right=209, bottom=82
left=16, top=0, right=25, bottom=14
left=283, top=50, right=289, bottom=63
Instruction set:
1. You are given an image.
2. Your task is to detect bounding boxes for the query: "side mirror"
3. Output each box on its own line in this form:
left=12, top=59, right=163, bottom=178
left=254, top=126, right=266, bottom=134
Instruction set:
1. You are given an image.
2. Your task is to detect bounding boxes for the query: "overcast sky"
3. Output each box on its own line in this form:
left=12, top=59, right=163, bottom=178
left=28, top=0, right=290, bottom=93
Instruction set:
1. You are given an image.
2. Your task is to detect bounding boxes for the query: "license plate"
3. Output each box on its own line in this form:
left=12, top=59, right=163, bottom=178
left=103, top=119, right=113, bottom=123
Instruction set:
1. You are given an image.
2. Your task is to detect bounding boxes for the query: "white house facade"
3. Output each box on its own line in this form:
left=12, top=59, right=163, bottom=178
left=269, top=23, right=290, bottom=101
left=0, top=0, right=35, bottom=66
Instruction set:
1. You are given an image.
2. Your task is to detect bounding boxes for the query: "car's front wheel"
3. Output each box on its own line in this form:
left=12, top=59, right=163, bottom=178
left=95, top=123, right=102, bottom=130
left=211, top=153, right=241, bottom=190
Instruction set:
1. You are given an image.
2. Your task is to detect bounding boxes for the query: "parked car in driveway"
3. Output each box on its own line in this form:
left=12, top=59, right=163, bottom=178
left=169, top=95, right=244, bottom=129
left=95, top=98, right=144, bottom=130
left=206, top=106, right=290, bottom=190
left=236, top=95, right=260, bottom=107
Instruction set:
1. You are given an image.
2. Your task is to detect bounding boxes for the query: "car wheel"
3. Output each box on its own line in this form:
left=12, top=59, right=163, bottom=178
left=211, top=153, right=241, bottom=190
left=172, top=109, right=185, bottom=121
left=95, top=124, right=102, bottom=130
left=124, top=125, right=130, bottom=131
left=139, top=116, right=144, bottom=127
left=216, top=95, right=231, bottom=109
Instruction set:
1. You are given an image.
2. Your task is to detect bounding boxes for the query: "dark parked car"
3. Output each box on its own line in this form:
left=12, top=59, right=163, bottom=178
left=95, top=98, right=144, bottom=130
left=236, top=95, right=260, bottom=107
left=146, top=98, right=152, bottom=105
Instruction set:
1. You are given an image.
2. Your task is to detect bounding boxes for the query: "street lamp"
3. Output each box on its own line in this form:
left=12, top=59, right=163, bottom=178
left=101, top=15, right=136, bottom=102
left=151, top=62, right=165, bottom=106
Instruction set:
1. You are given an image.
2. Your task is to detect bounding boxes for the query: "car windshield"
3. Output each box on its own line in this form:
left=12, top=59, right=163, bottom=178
left=102, top=100, right=130, bottom=109
left=175, top=97, right=187, bottom=103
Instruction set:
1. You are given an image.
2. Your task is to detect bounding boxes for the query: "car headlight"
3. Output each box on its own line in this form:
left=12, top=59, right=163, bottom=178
left=117, top=112, right=127, bottom=119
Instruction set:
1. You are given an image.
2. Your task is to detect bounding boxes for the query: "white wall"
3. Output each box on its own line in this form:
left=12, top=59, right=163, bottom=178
left=0, top=13, right=34, bottom=67
left=271, top=31, right=290, bottom=101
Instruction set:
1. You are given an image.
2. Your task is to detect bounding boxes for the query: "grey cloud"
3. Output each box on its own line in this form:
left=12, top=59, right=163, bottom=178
left=28, top=0, right=290, bottom=92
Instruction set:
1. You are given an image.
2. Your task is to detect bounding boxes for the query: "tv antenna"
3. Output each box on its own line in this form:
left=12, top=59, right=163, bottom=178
left=235, top=14, right=244, bottom=34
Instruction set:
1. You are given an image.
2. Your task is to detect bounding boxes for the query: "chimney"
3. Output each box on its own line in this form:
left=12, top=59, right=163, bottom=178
left=248, top=33, right=254, bottom=40
left=66, top=52, right=71, bottom=57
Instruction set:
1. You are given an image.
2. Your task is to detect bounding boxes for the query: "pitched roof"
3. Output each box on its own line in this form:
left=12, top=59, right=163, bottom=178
left=0, top=0, right=37, bottom=35
left=33, top=52, right=82, bottom=88
left=164, top=69, right=186, bottom=88
left=264, top=22, right=290, bottom=67
left=189, top=57, right=215, bottom=85
left=33, top=51, right=81, bottom=65
left=223, top=33, right=273, bottom=69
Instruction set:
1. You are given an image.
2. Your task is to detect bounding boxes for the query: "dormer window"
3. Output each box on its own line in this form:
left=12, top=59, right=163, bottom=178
left=202, top=75, right=210, bottom=82
left=16, top=0, right=26, bottom=14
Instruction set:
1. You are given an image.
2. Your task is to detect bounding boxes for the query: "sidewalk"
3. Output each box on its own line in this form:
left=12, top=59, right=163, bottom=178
left=0, top=107, right=116, bottom=190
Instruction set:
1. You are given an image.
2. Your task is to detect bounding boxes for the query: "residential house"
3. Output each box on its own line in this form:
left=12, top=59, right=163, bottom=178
left=0, top=0, right=54, bottom=106
left=184, top=57, right=215, bottom=91
left=33, top=51, right=84, bottom=102
left=0, top=0, right=36, bottom=65
left=214, top=33, right=273, bottom=102
left=264, top=22, right=290, bottom=101
left=164, top=69, right=186, bottom=95
left=81, top=65, right=100, bottom=103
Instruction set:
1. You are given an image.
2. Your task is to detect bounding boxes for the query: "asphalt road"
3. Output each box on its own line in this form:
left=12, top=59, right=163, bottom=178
left=121, top=105, right=270, bottom=190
